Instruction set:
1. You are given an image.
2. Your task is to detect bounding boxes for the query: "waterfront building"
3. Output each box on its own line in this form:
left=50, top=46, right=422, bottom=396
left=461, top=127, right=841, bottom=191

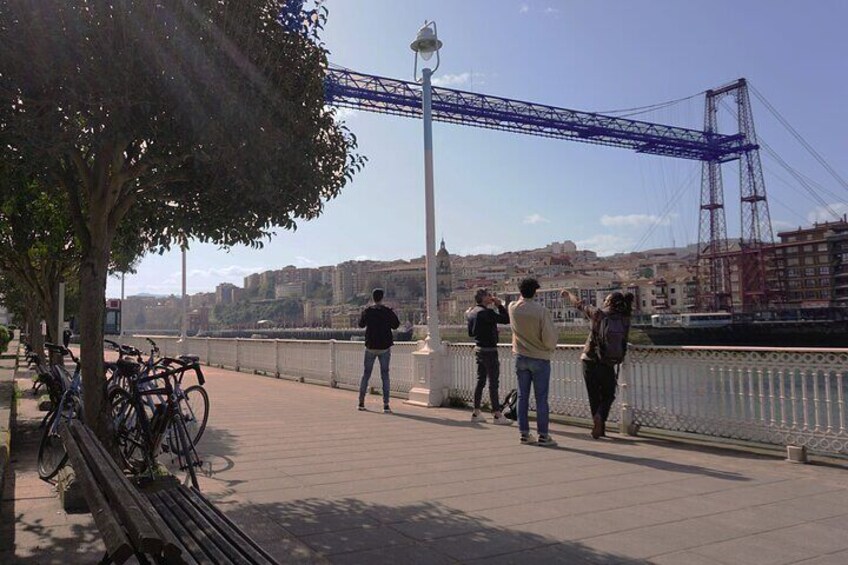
left=774, top=220, right=848, bottom=308
left=215, top=283, right=241, bottom=305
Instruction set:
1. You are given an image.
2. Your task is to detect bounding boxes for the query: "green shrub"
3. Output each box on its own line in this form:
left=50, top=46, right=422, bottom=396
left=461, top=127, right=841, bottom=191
left=0, top=325, right=9, bottom=354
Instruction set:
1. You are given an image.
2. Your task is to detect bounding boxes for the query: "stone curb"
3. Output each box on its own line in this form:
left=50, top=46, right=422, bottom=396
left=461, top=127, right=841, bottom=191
left=0, top=334, right=20, bottom=499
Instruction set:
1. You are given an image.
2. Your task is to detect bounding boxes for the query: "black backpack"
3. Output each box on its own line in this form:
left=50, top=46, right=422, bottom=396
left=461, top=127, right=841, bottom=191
left=501, top=389, right=518, bottom=421
left=597, top=312, right=627, bottom=366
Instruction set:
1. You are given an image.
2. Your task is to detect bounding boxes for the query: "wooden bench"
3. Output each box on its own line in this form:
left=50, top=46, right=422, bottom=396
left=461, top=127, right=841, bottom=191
left=60, top=420, right=279, bottom=564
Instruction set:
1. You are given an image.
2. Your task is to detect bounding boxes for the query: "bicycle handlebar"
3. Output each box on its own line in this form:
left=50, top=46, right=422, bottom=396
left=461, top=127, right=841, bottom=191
left=44, top=342, right=79, bottom=364
left=138, top=358, right=205, bottom=387
left=104, top=339, right=141, bottom=357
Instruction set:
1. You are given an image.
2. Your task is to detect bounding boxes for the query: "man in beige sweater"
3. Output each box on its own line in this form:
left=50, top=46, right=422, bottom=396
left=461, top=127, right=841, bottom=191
left=508, top=278, right=558, bottom=447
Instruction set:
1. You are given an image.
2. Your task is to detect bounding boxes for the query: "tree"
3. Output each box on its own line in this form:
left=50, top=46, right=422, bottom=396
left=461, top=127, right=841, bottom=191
left=0, top=155, right=78, bottom=360
left=0, top=1, right=363, bottom=437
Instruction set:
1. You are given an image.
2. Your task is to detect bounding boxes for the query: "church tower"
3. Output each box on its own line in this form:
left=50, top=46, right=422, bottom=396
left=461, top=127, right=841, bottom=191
left=436, top=238, right=452, bottom=297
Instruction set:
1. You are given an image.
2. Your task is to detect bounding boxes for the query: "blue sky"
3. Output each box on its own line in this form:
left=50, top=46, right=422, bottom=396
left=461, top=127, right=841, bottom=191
left=108, top=0, right=848, bottom=297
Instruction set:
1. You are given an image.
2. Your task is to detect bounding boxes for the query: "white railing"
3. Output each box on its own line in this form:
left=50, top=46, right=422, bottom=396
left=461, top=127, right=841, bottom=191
left=122, top=335, right=848, bottom=456
left=625, top=345, right=848, bottom=455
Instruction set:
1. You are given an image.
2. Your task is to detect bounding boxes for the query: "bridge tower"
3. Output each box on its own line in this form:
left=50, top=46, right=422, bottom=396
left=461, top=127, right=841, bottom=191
left=696, top=79, right=783, bottom=313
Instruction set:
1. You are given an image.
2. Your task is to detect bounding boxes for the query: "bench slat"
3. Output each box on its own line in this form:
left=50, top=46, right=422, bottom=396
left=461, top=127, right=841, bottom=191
left=177, top=486, right=279, bottom=565
left=146, top=492, right=202, bottom=565
left=155, top=488, right=236, bottom=564
left=60, top=424, right=135, bottom=564
left=69, top=421, right=173, bottom=558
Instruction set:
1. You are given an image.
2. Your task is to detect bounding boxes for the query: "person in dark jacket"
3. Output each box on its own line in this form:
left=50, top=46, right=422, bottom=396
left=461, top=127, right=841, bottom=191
left=465, top=288, right=512, bottom=424
left=562, top=289, right=634, bottom=439
left=358, top=288, right=401, bottom=413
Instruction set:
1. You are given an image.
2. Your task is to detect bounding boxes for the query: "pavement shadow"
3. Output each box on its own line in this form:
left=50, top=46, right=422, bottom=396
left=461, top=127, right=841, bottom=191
left=0, top=384, right=105, bottom=563
left=560, top=445, right=750, bottom=481
left=389, top=412, right=489, bottom=429
left=224, top=497, right=650, bottom=564
left=0, top=512, right=105, bottom=564
left=194, top=425, right=246, bottom=502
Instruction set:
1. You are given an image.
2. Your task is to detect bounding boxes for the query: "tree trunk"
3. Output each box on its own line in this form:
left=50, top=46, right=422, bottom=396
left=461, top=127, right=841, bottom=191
left=26, top=307, right=45, bottom=365
left=79, top=240, right=111, bottom=440
left=44, top=283, right=62, bottom=366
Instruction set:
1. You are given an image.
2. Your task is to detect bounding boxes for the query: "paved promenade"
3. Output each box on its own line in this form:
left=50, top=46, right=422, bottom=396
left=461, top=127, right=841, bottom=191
left=3, top=363, right=848, bottom=564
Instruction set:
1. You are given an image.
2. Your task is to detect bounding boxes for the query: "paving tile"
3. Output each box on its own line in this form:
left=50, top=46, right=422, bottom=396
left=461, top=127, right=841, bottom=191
left=430, top=527, right=553, bottom=561
left=688, top=533, right=818, bottom=565
left=756, top=523, right=848, bottom=555
left=328, top=542, right=456, bottom=565
left=649, top=550, right=727, bottom=565
left=465, top=542, right=618, bottom=564
left=792, top=549, right=848, bottom=565
left=300, top=525, right=414, bottom=555
left=581, top=516, right=741, bottom=559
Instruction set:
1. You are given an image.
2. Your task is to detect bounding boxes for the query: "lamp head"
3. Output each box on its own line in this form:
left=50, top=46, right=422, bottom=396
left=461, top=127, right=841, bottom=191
left=410, top=21, right=442, bottom=61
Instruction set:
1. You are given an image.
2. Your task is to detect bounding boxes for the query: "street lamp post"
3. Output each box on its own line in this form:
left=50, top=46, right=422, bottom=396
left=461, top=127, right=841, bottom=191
left=179, top=242, right=188, bottom=354
left=411, top=20, right=443, bottom=351
left=407, top=21, right=446, bottom=407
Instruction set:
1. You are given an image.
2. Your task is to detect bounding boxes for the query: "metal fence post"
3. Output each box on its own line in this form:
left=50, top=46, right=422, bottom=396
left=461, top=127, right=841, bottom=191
left=275, top=339, right=282, bottom=378
left=235, top=338, right=241, bottom=372
left=619, top=357, right=638, bottom=436
left=329, top=339, right=338, bottom=387
left=205, top=337, right=211, bottom=365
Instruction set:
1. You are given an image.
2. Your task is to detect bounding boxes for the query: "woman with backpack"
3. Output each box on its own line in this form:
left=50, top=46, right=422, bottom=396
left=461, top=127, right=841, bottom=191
left=562, top=290, right=634, bottom=439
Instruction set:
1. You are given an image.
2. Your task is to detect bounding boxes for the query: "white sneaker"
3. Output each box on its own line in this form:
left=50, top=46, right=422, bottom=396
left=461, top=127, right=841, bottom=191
left=520, top=433, right=538, bottom=445
left=537, top=435, right=558, bottom=448
left=471, top=412, right=487, bottom=423
left=493, top=415, right=514, bottom=426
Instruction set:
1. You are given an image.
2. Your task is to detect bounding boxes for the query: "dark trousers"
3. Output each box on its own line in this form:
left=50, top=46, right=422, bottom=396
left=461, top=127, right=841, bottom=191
left=474, top=349, right=500, bottom=411
left=583, top=360, right=618, bottom=422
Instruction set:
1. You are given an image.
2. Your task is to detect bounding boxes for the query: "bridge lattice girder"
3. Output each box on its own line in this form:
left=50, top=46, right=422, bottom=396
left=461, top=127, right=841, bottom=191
left=324, top=68, right=755, bottom=162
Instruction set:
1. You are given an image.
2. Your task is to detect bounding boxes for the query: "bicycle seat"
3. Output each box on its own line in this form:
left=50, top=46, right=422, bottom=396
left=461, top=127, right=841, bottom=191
left=116, top=358, right=141, bottom=374
left=179, top=354, right=200, bottom=364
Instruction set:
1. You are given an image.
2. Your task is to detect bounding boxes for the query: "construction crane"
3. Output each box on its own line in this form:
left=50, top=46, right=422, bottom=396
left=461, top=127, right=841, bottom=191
left=325, top=68, right=779, bottom=313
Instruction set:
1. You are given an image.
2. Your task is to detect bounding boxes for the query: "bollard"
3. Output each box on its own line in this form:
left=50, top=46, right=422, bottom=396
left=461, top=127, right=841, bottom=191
left=785, top=445, right=808, bottom=464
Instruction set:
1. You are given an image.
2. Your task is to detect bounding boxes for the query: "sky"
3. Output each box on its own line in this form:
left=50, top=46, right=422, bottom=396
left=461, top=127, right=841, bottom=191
left=107, top=0, right=848, bottom=298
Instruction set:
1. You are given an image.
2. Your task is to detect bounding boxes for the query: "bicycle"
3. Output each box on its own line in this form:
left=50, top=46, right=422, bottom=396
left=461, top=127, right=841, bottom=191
left=108, top=359, right=206, bottom=489
left=106, top=338, right=209, bottom=446
left=37, top=343, right=83, bottom=481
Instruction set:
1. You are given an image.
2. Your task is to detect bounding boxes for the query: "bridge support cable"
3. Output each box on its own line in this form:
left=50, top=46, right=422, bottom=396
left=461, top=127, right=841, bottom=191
left=750, top=85, right=848, bottom=193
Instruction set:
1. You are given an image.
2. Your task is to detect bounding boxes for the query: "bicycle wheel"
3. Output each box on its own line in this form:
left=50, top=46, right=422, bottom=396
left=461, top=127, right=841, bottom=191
left=108, top=387, right=148, bottom=473
left=179, top=385, right=209, bottom=446
left=171, top=412, right=200, bottom=491
left=37, top=396, right=79, bottom=480
left=37, top=410, right=66, bottom=480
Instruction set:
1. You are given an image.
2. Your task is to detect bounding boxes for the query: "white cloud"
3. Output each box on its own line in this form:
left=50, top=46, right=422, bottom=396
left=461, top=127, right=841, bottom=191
left=125, top=265, right=261, bottom=295
left=295, top=256, right=316, bottom=266
left=806, top=203, right=848, bottom=224
left=771, top=220, right=797, bottom=234
left=575, top=234, right=634, bottom=256
left=519, top=3, right=530, bottom=13
left=523, top=213, right=550, bottom=225
left=544, top=6, right=560, bottom=14
left=431, top=72, right=486, bottom=89
left=459, top=244, right=504, bottom=256
left=600, top=213, right=677, bottom=228
left=354, top=255, right=373, bottom=261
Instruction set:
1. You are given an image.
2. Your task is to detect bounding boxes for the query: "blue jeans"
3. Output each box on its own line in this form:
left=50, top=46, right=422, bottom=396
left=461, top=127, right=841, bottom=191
left=359, top=349, right=391, bottom=406
left=515, top=354, right=551, bottom=436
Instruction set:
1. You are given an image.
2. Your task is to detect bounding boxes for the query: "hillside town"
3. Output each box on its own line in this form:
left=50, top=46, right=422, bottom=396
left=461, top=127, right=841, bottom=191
left=119, top=218, right=848, bottom=333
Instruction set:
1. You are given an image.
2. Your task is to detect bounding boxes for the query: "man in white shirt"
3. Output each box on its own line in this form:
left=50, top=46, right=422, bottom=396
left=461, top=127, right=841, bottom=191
left=508, top=278, right=558, bottom=447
